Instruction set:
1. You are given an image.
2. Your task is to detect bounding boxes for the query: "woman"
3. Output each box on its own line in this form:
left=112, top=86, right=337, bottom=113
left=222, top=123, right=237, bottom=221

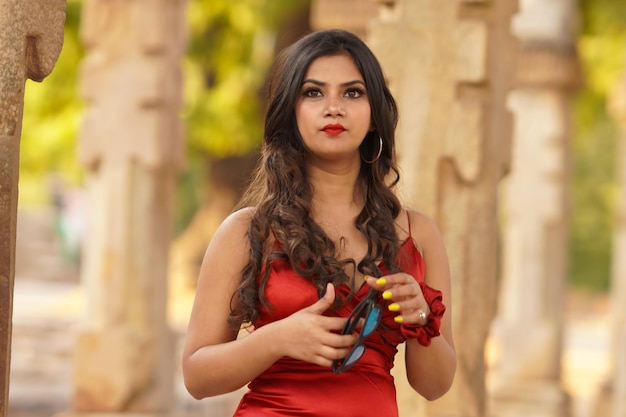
left=182, top=29, right=456, bottom=416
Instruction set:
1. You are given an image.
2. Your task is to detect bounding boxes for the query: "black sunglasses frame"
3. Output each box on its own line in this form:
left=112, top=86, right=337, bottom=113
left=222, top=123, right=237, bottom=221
left=332, top=287, right=382, bottom=374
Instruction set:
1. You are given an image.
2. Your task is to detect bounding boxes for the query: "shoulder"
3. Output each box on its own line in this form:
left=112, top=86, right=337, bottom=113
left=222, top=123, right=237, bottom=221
left=220, top=206, right=256, bottom=232
left=205, top=207, right=257, bottom=257
left=196, top=207, right=258, bottom=292
left=402, top=208, right=450, bottom=288
left=401, top=207, right=445, bottom=251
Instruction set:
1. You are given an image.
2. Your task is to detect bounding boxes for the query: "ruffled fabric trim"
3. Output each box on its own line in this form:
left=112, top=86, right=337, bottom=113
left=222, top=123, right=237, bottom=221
left=399, top=281, right=446, bottom=346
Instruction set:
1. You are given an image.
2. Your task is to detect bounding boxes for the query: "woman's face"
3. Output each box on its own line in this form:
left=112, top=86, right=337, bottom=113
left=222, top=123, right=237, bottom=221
left=295, top=53, right=372, bottom=164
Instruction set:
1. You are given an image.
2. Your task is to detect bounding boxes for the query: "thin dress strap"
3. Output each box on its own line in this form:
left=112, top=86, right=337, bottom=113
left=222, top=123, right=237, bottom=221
left=406, top=208, right=412, bottom=238
left=405, top=208, right=425, bottom=257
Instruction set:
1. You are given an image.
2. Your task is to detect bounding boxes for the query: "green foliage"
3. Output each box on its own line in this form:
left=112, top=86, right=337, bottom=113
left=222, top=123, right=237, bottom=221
left=179, top=0, right=308, bottom=233
left=183, top=0, right=308, bottom=157
left=569, top=91, right=618, bottom=291
left=568, top=0, right=626, bottom=291
left=174, top=153, right=208, bottom=234
left=20, top=0, right=84, bottom=205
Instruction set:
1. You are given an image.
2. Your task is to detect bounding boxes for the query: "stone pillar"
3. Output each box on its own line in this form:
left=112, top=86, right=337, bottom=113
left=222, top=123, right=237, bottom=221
left=368, top=1, right=518, bottom=416
left=0, top=2, right=65, bottom=416
left=489, top=2, right=580, bottom=416
left=606, top=70, right=626, bottom=417
left=310, top=0, right=380, bottom=38
left=68, top=0, right=186, bottom=412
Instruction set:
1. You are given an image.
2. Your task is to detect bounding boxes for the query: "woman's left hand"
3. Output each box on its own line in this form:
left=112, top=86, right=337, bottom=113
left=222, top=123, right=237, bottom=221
left=364, top=273, right=429, bottom=326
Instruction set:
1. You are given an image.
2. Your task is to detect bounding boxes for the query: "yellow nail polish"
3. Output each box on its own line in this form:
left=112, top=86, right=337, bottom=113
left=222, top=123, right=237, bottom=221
left=382, top=290, right=392, bottom=300
left=394, top=316, right=404, bottom=323
left=364, top=275, right=371, bottom=281
left=376, top=278, right=387, bottom=285
left=388, top=303, right=400, bottom=312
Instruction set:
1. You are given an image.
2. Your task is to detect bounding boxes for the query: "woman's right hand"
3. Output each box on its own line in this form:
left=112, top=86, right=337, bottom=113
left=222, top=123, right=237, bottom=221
left=273, top=283, right=358, bottom=368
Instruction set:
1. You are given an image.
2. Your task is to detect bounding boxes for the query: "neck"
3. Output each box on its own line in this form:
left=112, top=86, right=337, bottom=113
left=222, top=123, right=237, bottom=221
left=306, top=159, right=364, bottom=216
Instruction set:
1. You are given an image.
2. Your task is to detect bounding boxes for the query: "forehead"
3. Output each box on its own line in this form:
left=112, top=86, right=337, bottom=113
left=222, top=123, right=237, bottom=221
left=303, top=53, right=364, bottom=82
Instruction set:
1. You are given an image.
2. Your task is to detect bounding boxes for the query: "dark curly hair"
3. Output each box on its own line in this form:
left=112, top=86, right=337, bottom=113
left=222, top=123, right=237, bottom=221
left=230, top=29, right=403, bottom=326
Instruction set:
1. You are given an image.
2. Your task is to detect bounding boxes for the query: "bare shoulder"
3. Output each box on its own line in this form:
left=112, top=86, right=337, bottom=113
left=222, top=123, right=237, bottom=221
left=222, top=206, right=256, bottom=229
left=211, top=207, right=256, bottom=245
left=227, top=206, right=255, bottom=227
left=200, top=207, right=257, bottom=278
left=404, top=208, right=443, bottom=241
left=403, top=207, right=450, bottom=287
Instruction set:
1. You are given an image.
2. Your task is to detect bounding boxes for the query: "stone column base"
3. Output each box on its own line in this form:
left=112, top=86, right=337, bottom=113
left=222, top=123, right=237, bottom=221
left=489, top=381, right=571, bottom=417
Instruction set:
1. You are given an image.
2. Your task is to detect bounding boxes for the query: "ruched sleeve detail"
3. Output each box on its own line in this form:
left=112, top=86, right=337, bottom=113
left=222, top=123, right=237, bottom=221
left=400, top=281, right=445, bottom=346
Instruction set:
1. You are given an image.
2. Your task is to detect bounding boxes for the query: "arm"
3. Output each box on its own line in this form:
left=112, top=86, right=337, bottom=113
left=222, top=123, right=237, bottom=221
left=365, top=210, right=456, bottom=400
left=181, top=208, right=359, bottom=399
left=404, top=211, right=456, bottom=399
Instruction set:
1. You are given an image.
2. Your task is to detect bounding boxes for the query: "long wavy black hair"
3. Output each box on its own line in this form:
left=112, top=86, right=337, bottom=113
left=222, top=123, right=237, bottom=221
left=230, top=29, right=403, bottom=326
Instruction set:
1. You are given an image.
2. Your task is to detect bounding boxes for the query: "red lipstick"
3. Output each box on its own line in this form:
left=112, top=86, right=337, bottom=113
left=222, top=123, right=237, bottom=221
left=322, top=124, right=345, bottom=136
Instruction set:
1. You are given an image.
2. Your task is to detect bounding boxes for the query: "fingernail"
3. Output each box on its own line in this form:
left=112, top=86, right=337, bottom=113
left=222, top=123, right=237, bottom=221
left=364, top=275, right=371, bottom=282
left=388, top=303, right=400, bottom=312
left=382, top=291, right=392, bottom=300
left=376, top=278, right=387, bottom=285
left=394, top=316, right=404, bottom=324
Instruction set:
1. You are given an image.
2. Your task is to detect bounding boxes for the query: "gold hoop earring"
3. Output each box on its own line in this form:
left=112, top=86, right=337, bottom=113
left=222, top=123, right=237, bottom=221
left=362, top=137, right=383, bottom=164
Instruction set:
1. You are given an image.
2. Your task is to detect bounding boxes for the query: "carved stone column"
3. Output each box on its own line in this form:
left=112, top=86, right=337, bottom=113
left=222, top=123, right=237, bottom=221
left=489, top=2, right=580, bottom=417
left=310, top=0, right=380, bottom=38
left=368, top=1, right=518, bottom=416
left=606, top=70, right=626, bottom=417
left=0, top=1, right=65, bottom=416
left=67, top=0, right=186, bottom=412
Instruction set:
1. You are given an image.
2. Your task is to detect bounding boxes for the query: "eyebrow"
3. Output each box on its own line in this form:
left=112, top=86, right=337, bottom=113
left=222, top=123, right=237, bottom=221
left=301, top=79, right=366, bottom=88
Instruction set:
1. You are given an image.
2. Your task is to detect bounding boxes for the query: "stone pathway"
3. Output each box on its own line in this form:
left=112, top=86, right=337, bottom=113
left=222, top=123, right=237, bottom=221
left=6, top=208, right=613, bottom=417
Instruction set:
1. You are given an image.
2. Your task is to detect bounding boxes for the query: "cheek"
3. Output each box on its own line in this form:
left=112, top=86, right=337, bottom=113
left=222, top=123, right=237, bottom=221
left=360, top=109, right=373, bottom=133
left=294, top=105, right=305, bottom=128
left=295, top=107, right=314, bottom=136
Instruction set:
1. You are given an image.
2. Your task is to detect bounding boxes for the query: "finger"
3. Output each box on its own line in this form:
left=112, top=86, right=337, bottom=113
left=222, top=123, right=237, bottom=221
left=313, top=348, right=353, bottom=368
left=321, top=332, right=359, bottom=349
left=399, top=308, right=430, bottom=325
left=364, top=275, right=390, bottom=290
left=365, top=273, right=416, bottom=293
left=305, top=283, right=335, bottom=314
left=382, top=282, right=423, bottom=302
left=375, top=272, right=414, bottom=287
left=322, top=316, right=355, bottom=332
left=308, top=340, right=357, bottom=368
left=320, top=345, right=355, bottom=361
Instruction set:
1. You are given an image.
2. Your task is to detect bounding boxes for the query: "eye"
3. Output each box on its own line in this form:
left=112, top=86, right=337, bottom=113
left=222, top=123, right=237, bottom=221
left=303, top=88, right=323, bottom=98
left=345, top=88, right=365, bottom=99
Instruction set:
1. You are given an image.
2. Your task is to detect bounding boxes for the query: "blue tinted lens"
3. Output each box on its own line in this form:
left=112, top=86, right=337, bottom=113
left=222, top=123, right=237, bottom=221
left=344, top=345, right=365, bottom=367
left=362, top=306, right=381, bottom=336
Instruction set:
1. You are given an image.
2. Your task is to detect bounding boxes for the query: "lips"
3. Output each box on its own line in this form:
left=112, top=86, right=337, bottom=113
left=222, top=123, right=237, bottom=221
left=322, top=124, right=346, bottom=136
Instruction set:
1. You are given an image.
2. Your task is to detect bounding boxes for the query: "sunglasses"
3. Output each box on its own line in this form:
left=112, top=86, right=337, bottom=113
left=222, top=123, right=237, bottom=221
left=332, top=287, right=382, bottom=373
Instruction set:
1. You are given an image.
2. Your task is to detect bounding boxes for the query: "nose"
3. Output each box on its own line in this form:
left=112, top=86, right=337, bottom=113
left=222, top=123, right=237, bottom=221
left=324, top=96, right=345, bottom=117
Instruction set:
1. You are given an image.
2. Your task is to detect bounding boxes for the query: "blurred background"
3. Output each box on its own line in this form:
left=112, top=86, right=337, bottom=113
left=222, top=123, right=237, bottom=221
left=7, top=0, right=626, bottom=417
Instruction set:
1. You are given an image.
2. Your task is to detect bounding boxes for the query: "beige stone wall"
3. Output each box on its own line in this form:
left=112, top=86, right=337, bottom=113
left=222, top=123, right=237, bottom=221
left=70, top=0, right=187, bottom=412
left=0, top=1, right=65, bottom=416
left=310, top=0, right=380, bottom=38
left=368, top=1, right=517, bottom=416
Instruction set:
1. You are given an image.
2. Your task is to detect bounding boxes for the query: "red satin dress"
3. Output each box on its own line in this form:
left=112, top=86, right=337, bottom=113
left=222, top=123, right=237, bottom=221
left=232, top=236, right=425, bottom=417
